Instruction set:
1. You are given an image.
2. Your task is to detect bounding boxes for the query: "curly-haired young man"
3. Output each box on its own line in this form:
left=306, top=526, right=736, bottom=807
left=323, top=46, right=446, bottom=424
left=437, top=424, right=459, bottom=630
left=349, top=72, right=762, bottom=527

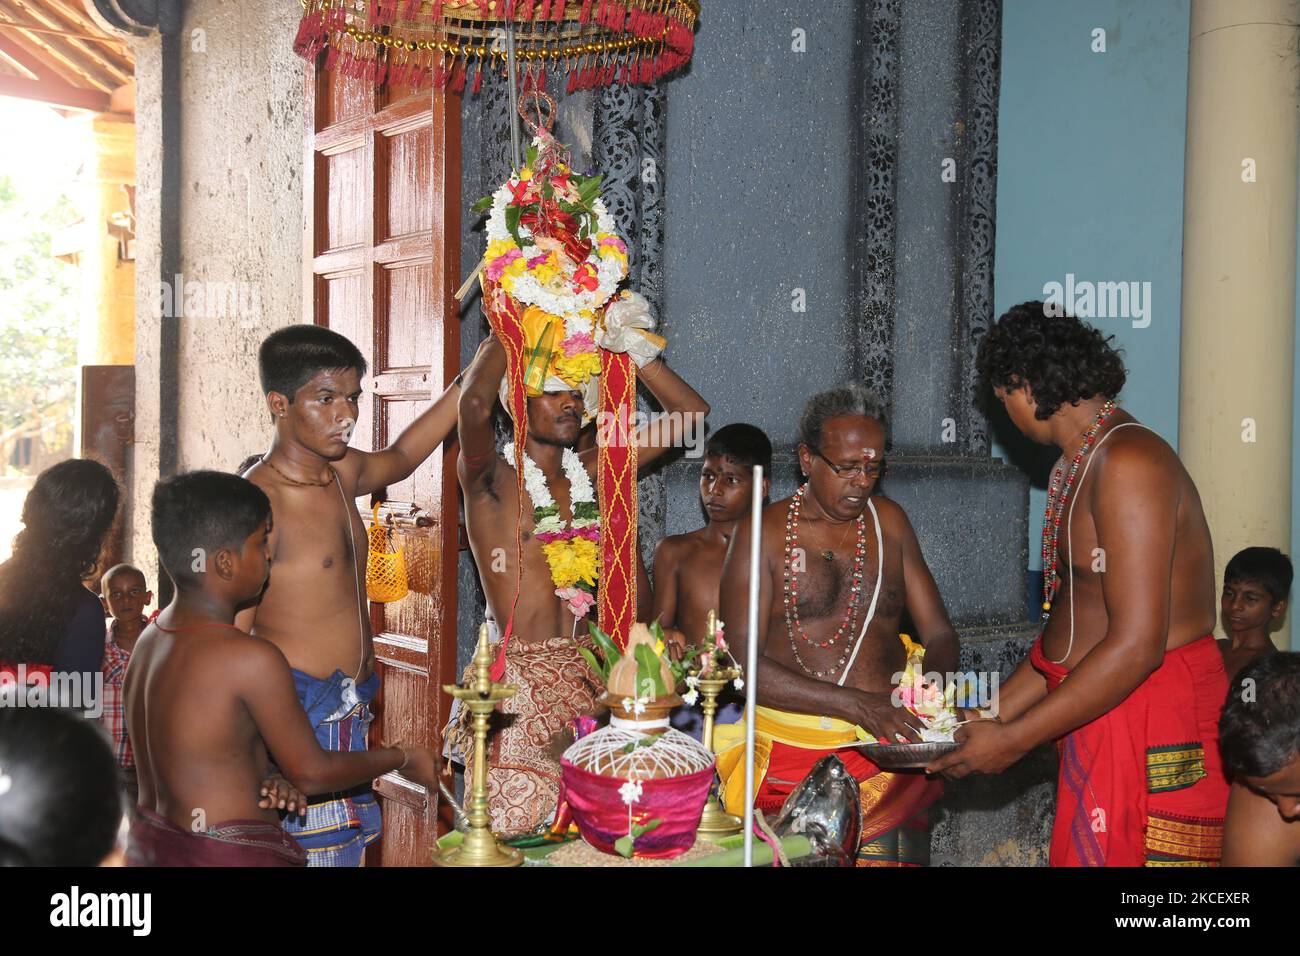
left=929, top=300, right=1229, bottom=867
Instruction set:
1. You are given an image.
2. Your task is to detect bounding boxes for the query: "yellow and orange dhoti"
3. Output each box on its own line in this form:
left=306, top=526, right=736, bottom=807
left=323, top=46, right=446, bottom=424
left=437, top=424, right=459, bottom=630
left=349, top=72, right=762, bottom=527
left=714, top=706, right=942, bottom=866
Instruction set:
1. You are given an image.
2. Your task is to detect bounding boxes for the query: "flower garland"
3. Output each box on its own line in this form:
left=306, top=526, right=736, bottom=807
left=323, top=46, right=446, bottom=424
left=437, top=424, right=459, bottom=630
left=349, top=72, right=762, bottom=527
left=502, top=442, right=600, bottom=618
left=476, top=133, right=630, bottom=396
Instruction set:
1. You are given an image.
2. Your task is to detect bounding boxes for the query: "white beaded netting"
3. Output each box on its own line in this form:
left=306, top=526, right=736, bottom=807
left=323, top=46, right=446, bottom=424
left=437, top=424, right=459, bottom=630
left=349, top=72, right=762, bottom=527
left=563, top=726, right=714, bottom=780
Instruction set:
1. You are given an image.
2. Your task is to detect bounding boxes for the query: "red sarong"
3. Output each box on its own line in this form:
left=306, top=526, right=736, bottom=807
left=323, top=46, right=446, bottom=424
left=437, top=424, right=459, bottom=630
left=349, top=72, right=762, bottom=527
left=127, top=808, right=306, bottom=867
left=756, top=742, right=942, bottom=867
left=1030, top=634, right=1229, bottom=866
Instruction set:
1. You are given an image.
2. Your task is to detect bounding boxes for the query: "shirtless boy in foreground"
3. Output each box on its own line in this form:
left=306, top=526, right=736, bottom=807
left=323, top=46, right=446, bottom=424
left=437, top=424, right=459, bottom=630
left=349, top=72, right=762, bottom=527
left=126, top=472, right=437, bottom=866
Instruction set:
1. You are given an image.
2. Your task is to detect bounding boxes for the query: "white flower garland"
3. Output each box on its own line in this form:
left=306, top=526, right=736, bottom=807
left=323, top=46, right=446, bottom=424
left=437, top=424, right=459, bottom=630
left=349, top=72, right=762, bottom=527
left=501, top=443, right=596, bottom=531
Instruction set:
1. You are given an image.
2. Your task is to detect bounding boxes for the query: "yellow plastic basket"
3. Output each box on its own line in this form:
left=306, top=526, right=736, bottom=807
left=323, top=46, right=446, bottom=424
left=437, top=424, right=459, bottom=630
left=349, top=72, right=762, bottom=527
left=366, top=502, right=409, bottom=603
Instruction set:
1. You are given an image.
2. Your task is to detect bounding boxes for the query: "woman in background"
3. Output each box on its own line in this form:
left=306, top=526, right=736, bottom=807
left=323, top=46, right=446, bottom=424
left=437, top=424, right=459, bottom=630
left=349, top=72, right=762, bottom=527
left=0, top=458, right=120, bottom=675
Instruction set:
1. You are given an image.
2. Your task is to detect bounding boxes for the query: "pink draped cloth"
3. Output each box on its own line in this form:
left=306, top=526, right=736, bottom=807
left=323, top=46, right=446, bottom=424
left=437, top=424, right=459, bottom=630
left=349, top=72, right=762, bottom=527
left=559, top=761, right=714, bottom=859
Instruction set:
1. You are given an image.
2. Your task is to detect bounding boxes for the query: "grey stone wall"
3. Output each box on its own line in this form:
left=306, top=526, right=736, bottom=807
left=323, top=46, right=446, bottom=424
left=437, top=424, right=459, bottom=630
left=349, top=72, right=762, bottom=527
left=173, top=1, right=306, bottom=473
left=129, top=0, right=306, bottom=582
left=127, top=29, right=164, bottom=583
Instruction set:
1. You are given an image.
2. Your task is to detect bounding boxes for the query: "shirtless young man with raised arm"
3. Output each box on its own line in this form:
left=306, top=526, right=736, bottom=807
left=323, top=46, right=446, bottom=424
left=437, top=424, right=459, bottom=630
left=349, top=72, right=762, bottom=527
left=451, top=301, right=709, bottom=835
left=236, top=325, right=462, bottom=866
left=930, top=301, right=1229, bottom=867
left=714, top=384, right=960, bottom=866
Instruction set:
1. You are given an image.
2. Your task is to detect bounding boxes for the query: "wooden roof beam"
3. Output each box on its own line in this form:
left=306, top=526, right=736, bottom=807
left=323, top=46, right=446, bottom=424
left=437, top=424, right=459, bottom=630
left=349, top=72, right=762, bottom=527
left=0, top=0, right=123, bottom=90
left=0, top=39, right=38, bottom=78
left=0, top=70, right=109, bottom=110
left=18, top=0, right=134, bottom=86
left=0, top=21, right=88, bottom=87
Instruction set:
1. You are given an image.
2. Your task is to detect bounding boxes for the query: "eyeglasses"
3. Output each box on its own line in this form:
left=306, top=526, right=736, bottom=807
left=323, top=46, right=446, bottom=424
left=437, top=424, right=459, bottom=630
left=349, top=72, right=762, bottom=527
left=811, top=448, right=886, bottom=480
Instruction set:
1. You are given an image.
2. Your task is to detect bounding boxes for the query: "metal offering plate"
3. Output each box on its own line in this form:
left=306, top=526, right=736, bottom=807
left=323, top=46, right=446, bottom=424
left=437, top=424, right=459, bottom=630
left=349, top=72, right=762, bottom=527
left=857, top=740, right=959, bottom=769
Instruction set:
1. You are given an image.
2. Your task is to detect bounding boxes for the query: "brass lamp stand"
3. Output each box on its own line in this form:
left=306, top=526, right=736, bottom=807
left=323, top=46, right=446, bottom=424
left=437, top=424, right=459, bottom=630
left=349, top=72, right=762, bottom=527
left=696, top=611, right=743, bottom=841
left=431, top=625, right=524, bottom=867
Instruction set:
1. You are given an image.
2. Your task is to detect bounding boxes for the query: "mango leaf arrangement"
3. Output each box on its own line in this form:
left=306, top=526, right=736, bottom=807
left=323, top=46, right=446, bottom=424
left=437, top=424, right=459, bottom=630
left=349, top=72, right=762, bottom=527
left=579, top=620, right=669, bottom=702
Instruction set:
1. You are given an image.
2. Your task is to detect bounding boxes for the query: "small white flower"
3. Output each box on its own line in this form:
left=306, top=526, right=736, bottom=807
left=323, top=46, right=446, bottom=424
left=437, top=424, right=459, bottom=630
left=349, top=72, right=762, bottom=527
left=631, top=697, right=647, bottom=716
left=682, top=689, right=699, bottom=706
left=685, top=675, right=699, bottom=690
left=733, top=677, right=745, bottom=691
left=621, top=697, right=634, bottom=712
left=619, top=779, right=643, bottom=805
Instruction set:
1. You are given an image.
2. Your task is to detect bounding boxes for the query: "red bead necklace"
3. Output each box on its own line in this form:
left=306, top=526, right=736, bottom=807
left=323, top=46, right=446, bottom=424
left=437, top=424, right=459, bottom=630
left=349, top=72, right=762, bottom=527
left=783, top=485, right=868, bottom=679
left=1040, top=400, right=1117, bottom=623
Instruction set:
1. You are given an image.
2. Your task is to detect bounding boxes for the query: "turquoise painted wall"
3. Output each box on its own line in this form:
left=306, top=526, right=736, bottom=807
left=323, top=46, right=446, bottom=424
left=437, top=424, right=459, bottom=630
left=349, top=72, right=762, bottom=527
left=996, top=0, right=1299, bottom=648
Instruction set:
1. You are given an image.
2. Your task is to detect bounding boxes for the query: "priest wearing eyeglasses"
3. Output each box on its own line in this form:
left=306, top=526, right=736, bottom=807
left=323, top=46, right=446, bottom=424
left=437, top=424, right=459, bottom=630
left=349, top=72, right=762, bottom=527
left=714, top=384, right=960, bottom=866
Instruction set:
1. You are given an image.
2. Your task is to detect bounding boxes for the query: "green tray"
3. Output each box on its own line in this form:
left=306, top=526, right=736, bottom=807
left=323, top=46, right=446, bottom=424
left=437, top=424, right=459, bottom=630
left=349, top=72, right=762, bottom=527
left=433, top=830, right=812, bottom=867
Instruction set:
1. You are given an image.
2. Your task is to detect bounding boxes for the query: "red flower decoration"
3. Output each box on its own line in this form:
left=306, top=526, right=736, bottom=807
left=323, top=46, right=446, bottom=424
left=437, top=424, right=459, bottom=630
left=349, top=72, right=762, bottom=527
left=507, top=178, right=532, bottom=205
left=573, top=262, right=599, bottom=292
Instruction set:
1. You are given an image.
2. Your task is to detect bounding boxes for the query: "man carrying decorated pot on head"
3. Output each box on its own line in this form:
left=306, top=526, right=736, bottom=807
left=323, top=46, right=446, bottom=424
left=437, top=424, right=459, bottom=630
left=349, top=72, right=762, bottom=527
left=449, top=125, right=710, bottom=836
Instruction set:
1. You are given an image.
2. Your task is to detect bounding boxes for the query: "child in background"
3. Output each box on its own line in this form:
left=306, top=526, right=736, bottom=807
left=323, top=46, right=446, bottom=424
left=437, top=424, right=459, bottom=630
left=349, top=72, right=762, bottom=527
left=653, top=424, right=771, bottom=735
left=100, top=564, right=154, bottom=805
left=1219, top=546, right=1292, bottom=681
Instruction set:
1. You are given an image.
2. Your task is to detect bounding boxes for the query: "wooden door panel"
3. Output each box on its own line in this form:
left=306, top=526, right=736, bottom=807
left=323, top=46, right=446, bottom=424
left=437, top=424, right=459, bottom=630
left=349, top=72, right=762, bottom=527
left=380, top=73, right=425, bottom=110
left=323, top=270, right=366, bottom=336
left=378, top=397, right=422, bottom=503
left=307, top=63, right=461, bottom=866
left=388, top=536, right=443, bottom=638
left=321, top=147, right=370, bottom=251
left=379, top=125, right=435, bottom=240
left=322, top=71, right=376, bottom=127
left=81, top=365, right=135, bottom=571
left=375, top=666, right=429, bottom=754
left=379, top=261, right=436, bottom=370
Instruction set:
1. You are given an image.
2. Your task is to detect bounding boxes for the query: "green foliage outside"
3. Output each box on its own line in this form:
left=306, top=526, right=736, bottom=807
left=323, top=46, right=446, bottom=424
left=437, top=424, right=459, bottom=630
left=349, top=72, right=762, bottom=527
left=0, top=172, right=80, bottom=474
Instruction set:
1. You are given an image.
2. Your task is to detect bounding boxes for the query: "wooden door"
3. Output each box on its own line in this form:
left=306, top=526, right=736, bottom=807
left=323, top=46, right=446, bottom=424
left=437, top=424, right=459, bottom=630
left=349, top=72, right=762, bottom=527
left=304, top=62, right=462, bottom=867
left=80, top=364, right=134, bottom=573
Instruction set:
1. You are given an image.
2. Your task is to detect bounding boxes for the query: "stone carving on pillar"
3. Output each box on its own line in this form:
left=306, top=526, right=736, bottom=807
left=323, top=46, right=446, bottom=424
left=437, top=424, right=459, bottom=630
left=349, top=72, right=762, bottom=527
left=854, top=0, right=902, bottom=408
left=856, top=0, right=1001, bottom=455
left=957, top=0, right=1002, bottom=457
left=481, top=71, right=515, bottom=199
